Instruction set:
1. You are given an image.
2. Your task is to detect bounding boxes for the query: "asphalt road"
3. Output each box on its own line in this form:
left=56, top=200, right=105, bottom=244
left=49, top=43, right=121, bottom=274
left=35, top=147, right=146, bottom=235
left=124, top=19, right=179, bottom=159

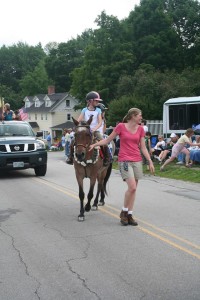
left=0, top=151, right=200, bottom=300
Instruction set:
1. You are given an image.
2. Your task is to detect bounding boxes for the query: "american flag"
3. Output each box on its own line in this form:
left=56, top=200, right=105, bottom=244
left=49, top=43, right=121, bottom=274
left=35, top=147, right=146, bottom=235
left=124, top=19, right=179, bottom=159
left=19, top=107, right=28, bottom=121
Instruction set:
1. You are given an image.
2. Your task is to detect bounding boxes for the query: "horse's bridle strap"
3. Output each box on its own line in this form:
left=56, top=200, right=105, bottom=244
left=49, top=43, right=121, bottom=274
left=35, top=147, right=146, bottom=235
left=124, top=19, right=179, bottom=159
left=75, top=143, right=90, bottom=149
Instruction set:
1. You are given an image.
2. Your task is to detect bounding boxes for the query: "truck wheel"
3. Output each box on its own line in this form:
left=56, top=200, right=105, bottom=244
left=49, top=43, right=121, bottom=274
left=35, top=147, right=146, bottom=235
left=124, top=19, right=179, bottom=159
left=34, top=164, right=47, bottom=176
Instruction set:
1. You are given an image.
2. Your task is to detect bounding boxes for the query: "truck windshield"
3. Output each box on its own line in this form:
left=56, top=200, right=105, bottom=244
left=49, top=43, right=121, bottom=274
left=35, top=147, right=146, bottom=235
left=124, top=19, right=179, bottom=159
left=0, top=124, right=34, bottom=137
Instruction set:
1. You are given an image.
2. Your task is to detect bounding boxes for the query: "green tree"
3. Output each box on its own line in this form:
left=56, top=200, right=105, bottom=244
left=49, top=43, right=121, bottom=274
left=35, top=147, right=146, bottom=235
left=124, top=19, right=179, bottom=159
left=165, top=0, right=200, bottom=68
left=0, top=84, right=19, bottom=110
left=45, top=32, right=92, bottom=92
left=126, top=0, right=182, bottom=71
left=70, top=11, right=135, bottom=104
left=20, top=60, right=50, bottom=96
left=0, top=43, right=46, bottom=94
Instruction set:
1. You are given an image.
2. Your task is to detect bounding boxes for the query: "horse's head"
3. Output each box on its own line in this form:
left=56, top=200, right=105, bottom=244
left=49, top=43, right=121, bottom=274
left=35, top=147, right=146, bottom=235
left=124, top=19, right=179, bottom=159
left=72, top=116, right=93, bottom=162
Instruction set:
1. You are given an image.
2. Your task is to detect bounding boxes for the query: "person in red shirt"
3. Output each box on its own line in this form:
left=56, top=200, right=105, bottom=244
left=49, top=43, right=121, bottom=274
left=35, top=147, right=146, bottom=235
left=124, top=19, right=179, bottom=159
left=89, top=108, right=154, bottom=226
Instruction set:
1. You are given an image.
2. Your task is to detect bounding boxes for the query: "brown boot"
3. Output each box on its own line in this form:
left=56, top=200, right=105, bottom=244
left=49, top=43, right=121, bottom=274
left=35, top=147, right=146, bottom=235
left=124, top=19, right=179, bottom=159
left=128, top=214, right=138, bottom=226
left=120, top=210, right=128, bottom=226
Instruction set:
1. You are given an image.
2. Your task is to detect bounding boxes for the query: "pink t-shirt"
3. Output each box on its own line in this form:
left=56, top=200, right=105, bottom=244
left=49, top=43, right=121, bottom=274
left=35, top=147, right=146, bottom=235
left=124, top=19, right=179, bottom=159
left=114, top=123, right=145, bottom=162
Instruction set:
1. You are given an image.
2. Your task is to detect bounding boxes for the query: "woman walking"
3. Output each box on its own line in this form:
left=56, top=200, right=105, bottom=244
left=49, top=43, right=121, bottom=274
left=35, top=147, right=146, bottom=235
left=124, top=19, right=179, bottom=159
left=89, top=108, right=155, bottom=226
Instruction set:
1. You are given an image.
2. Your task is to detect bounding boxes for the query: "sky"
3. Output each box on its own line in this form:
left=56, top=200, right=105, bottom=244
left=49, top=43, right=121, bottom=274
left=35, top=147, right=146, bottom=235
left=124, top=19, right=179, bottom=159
left=1, top=0, right=140, bottom=48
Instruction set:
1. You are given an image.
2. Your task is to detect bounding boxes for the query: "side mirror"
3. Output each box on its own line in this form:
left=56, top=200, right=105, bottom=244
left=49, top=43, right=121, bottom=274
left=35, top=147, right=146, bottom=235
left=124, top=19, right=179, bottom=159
left=36, top=131, right=43, bottom=137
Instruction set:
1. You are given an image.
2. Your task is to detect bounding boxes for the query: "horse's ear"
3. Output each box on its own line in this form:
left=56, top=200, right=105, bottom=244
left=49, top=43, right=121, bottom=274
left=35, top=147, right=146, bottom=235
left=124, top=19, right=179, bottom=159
left=87, top=115, right=93, bottom=125
left=72, top=117, right=79, bottom=126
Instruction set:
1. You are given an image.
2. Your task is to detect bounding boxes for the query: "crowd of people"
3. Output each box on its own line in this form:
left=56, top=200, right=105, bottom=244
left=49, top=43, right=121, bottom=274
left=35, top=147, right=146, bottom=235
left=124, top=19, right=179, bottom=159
left=141, top=128, right=200, bottom=170
left=1, top=103, right=22, bottom=121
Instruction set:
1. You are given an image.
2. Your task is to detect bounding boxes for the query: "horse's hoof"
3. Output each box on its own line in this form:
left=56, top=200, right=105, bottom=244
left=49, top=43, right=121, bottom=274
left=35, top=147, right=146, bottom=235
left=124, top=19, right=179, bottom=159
left=85, top=204, right=91, bottom=212
left=78, top=216, right=85, bottom=222
left=98, top=202, right=105, bottom=206
left=91, top=205, right=98, bottom=211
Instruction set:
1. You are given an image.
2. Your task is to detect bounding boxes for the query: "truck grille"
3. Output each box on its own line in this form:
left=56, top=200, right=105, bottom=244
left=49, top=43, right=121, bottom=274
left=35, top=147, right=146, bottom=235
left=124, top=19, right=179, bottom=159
left=0, top=143, right=36, bottom=153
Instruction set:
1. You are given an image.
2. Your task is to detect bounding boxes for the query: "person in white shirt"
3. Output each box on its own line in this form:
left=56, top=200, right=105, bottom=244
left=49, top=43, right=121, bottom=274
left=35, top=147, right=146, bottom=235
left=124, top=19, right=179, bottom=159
left=141, top=119, right=148, bottom=133
left=152, top=135, right=166, bottom=159
left=66, top=91, right=110, bottom=166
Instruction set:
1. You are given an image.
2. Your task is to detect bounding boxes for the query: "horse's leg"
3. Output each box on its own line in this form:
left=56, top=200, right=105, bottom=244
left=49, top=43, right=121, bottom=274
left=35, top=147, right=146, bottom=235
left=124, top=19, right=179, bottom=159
left=92, top=182, right=102, bottom=210
left=75, top=174, right=85, bottom=221
left=97, top=163, right=112, bottom=206
left=99, top=187, right=105, bottom=206
left=78, top=184, right=85, bottom=221
left=92, top=168, right=105, bottom=209
left=85, top=179, right=96, bottom=212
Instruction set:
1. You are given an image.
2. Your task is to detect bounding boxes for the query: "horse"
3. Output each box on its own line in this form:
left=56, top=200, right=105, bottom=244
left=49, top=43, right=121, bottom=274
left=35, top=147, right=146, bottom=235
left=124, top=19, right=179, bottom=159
left=72, top=116, right=113, bottom=221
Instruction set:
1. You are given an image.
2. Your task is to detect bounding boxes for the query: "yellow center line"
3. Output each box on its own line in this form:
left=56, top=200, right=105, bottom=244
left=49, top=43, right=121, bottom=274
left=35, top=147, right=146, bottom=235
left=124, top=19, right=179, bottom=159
left=33, top=178, right=200, bottom=260
left=139, top=227, right=200, bottom=260
left=105, top=204, right=200, bottom=251
left=33, top=178, right=79, bottom=199
left=100, top=207, right=200, bottom=260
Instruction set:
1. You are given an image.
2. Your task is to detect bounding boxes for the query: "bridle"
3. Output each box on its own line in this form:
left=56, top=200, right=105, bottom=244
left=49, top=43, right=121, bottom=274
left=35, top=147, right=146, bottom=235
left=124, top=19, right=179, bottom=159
left=74, top=124, right=99, bottom=166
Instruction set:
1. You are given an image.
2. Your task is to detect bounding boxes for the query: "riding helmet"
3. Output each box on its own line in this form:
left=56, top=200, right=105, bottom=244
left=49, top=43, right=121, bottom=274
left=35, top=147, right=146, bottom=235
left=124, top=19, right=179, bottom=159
left=86, top=91, right=102, bottom=101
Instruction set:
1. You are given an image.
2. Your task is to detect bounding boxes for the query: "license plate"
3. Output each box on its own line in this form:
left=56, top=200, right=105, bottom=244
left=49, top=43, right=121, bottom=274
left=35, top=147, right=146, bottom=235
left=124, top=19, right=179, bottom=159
left=13, top=162, right=24, bottom=168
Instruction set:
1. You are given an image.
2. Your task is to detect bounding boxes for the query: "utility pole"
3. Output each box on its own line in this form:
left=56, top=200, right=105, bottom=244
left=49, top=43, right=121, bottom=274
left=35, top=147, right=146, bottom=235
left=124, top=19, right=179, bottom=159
left=0, top=96, right=4, bottom=121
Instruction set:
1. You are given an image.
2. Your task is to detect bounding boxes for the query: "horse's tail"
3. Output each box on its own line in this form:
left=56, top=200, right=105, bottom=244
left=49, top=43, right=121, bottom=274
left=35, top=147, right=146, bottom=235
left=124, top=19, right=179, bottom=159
left=103, top=162, right=112, bottom=195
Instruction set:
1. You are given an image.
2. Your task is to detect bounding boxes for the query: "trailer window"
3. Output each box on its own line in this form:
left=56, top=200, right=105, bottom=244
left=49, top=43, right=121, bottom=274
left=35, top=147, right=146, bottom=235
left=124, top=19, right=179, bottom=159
left=169, top=105, right=186, bottom=130
left=169, top=104, right=200, bottom=130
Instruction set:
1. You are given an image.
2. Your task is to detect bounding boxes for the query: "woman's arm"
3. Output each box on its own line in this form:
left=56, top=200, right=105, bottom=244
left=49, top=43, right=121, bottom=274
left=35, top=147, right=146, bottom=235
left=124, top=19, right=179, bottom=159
left=140, top=137, right=155, bottom=173
left=89, top=130, right=117, bottom=150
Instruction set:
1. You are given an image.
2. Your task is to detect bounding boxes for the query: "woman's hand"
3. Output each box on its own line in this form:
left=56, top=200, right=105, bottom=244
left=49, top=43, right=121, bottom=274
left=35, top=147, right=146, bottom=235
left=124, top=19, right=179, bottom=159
left=89, top=144, right=95, bottom=152
left=149, top=160, right=155, bottom=175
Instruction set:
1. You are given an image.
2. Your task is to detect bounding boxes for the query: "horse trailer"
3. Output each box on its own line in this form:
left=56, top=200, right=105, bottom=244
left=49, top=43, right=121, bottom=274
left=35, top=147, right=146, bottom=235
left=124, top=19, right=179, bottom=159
left=163, top=96, right=200, bottom=137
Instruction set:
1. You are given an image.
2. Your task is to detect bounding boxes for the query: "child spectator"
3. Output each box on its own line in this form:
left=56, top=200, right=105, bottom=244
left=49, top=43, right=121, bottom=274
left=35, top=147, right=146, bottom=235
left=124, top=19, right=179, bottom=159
left=158, top=133, right=178, bottom=163
left=152, top=135, right=166, bottom=160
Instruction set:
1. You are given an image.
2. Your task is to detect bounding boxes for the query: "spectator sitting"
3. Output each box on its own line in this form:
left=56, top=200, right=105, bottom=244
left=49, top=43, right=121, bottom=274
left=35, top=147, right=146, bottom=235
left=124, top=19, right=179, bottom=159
left=188, top=136, right=200, bottom=166
left=158, top=133, right=178, bottom=163
left=152, top=135, right=166, bottom=160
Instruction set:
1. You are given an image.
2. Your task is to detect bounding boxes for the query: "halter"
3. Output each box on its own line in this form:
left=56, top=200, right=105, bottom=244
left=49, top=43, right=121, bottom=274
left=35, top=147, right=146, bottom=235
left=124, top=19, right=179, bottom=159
left=74, top=123, right=99, bottom=166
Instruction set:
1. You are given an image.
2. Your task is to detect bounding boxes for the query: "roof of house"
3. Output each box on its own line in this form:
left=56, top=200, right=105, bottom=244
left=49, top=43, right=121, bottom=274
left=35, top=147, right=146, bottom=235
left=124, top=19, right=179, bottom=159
left=24, top=93, right=77, bottom=113
left=51, top=121, right=74, bottom=130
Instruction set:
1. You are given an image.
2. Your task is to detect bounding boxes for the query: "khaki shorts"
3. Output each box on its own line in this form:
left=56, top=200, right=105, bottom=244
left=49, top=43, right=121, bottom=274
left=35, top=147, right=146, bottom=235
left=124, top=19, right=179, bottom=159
left=118, top=161, right=143, bottom=181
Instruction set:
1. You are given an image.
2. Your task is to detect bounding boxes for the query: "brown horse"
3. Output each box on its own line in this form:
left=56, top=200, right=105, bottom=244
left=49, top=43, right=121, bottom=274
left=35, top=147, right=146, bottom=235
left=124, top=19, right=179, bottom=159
left=72, top=116, right=112, bottom=221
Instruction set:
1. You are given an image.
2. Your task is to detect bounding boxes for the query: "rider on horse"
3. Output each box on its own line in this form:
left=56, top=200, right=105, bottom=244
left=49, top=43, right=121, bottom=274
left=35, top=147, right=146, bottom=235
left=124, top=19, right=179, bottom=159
left=66, top=91, right=111, bottom=166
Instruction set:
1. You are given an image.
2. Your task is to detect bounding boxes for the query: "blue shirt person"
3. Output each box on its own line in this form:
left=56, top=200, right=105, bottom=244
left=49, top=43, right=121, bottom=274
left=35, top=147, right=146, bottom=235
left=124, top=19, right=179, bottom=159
left=46, top=132, right=52, bottom=149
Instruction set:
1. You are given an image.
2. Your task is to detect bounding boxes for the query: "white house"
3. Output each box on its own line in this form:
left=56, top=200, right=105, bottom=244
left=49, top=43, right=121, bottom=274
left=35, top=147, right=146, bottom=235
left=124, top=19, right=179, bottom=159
left=23, top=86, right=81, bottom=140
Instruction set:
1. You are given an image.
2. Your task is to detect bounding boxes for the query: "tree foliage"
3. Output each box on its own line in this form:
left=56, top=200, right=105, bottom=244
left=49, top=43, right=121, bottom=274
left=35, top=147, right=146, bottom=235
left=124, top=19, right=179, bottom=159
left=1, top=0, right=200, bottom=121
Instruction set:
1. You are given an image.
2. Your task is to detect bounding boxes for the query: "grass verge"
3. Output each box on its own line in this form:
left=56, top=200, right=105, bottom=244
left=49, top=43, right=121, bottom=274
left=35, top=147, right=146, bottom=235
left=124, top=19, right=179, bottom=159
left=112, top=160, right=200, bottom=183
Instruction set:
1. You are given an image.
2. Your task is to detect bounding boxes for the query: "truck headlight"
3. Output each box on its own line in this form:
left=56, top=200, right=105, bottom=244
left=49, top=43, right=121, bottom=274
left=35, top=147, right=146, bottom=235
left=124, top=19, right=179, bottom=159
left=36, top=140, right=45, bottom=150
